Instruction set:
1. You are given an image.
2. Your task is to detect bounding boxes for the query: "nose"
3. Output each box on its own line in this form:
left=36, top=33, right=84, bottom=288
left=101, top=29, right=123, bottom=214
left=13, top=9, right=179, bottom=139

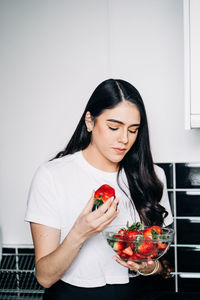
left=118, top=128, right=128, bottom=144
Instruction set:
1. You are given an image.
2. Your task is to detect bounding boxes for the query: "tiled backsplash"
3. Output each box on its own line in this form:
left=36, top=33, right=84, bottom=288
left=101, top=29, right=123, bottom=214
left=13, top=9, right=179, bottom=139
left=157, top=162, right=200, bottom=293
left=0, top=162, right=200, bottom=298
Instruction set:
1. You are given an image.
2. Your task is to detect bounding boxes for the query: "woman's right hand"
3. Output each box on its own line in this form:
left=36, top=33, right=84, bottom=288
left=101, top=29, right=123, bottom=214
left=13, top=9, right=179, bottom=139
left=71, top=191, right=120, bottom=243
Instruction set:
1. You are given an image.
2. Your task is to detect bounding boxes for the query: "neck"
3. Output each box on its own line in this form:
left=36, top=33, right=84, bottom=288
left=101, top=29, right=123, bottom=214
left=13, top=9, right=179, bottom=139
left=82, top=145, right=119, bottom=173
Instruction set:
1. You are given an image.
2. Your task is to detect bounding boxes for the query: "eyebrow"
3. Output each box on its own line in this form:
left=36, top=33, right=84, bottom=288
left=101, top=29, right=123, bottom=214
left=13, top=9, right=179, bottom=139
left=106, top=119, right=140, bottom=127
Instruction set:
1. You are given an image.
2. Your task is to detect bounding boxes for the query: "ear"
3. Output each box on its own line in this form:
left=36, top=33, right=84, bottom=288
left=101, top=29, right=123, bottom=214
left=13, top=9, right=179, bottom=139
left=85, top=111, right=94, bottom=132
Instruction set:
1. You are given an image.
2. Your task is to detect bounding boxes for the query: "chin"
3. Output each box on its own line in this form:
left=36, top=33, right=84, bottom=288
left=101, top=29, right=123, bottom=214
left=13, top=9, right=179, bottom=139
left=109, top=154, right=125, bottom=163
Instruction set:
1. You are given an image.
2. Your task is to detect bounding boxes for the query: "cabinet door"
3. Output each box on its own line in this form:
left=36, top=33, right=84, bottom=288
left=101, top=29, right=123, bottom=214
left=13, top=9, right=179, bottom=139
left=184, top=0, right=200, bottom=128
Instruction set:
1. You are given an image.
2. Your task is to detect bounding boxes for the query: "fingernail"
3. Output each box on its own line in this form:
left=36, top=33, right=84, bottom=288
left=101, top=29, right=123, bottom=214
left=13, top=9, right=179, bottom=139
left=113, top=256, right=117, bottom=261
left=114, top=199, right=118, bottom=204
left=127, top=261, right=132, bottom=265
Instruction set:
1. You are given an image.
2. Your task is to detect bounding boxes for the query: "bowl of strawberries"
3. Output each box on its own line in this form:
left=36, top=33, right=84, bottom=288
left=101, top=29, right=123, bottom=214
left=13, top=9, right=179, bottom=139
left=103, top=222, right=174, bottom=262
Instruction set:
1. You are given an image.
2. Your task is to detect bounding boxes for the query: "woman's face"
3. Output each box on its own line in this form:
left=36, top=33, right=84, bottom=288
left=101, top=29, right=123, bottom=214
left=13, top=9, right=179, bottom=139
left=85, top=101, right=141, bottom=170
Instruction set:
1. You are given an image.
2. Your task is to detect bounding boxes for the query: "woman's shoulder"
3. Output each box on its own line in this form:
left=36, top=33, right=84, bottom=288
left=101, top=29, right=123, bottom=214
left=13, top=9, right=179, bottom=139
left=35, top=151, right=81, bottom=177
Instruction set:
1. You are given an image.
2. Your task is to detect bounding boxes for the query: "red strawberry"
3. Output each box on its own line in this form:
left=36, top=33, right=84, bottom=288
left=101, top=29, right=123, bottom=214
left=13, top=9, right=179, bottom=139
left=122, top=246, right=133, bottom=256
left=135, top=253, right=146, bottom=259
left=157, top=243, right=168, bottom=251
left=129, top=253, right=139, bottom=260
left=126, top=230, right=139, bottom=240
left=117, top=250, right=128, bottom=259
left=129, top=252, right=146, bottom=260
left=151, top=225, right=162, bottom=234
left=142, top=228, right=153, bottom=240
left=113, top=234, right=122, bottom=239
left=118, top=229, right=125, bottom=236
left=137, top=241, right=157, bottom=256
left=92, top=184, right=115, bottom=210
left=113, top=241, right=124, bottom=251
left=149, top=252, right=158, bottom=259
left=125, top=230, right=139, bottom=250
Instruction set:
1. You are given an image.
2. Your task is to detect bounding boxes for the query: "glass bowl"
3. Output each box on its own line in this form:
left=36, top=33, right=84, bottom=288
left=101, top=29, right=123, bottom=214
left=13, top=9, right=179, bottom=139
left=103, top=224, right=174, bottom=262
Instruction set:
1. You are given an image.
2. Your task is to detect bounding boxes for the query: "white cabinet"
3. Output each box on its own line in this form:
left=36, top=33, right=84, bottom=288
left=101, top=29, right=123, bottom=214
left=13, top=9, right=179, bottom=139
left=184, top=0, right=200, bottom=129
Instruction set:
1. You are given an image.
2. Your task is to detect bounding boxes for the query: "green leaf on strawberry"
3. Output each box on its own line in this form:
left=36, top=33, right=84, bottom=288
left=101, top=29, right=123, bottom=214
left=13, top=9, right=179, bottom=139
left=126, top=221, right=144, bottom=231
left=93, top=198, right=104, bottom=207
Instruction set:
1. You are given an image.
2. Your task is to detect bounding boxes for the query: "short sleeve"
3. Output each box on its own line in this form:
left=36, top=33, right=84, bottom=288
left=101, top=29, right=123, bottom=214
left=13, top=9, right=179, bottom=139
left=158, top=168, right=173, bottom=227
left=25, top=164, right=61, bottom=229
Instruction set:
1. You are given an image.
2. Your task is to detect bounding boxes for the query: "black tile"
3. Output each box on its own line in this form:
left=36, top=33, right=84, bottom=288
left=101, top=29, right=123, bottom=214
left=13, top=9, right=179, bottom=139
left=168, top=191, right=174, bottom=216
left=178, top=275, right=200, bottom=292
left=177, top=246, right=200, bottom=272
left=176, top=192, right=200, bottom=217
left=2, top=248, right=16, bottom=254
left=18, top=248, right=35, bottom=254
left=0, top=271, right=17, bottom=289
left=177, top=219, right=200, bottom=244
left=18, top=272, right=43, bottom=290
left=0, top=255, right=16, bottom=270
left=156, top=163, right=173, bottom=188
left=18, top=254, right=35, bottom=270
left=176, top=163, right=200, bottom=188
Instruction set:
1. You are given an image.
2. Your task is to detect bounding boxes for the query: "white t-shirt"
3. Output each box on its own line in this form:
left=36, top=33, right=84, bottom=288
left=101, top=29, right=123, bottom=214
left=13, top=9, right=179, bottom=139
left=25, top=151, right=173, bottom=288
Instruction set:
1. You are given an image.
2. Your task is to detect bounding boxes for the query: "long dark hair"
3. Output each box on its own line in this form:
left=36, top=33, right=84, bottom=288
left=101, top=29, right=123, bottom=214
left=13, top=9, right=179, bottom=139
left=53, top=79, right=168, bottom=226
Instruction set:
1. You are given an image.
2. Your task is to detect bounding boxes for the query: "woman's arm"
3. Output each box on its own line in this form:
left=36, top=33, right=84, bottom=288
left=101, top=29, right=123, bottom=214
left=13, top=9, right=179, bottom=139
left=31, top=223, right=82, bottom=288
left=31, top=193, right=119, bottom=288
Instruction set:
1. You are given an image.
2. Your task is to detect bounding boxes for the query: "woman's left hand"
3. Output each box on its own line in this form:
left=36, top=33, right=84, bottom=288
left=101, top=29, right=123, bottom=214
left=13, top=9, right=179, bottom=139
left=113, top=255, right=156, bottom=274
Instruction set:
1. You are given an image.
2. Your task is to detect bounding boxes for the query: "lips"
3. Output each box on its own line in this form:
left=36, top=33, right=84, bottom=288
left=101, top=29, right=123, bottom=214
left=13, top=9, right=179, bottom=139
left=112, top=147, right=127, bottom=154
left=114, top=148, right=126, bottom=150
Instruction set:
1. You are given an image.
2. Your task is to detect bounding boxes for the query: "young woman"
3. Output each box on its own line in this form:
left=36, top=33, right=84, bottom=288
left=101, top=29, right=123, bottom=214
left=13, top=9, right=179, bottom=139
left=25, top=79, right=173, bottom=300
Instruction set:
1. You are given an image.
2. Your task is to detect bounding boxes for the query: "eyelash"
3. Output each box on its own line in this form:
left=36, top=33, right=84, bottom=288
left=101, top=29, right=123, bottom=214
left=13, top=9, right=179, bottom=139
left=108, top=126, right=137, bottom=134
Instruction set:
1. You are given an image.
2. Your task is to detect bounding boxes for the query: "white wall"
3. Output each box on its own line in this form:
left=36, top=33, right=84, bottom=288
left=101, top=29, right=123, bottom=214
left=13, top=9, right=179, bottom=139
left=0, top=0, right=199, bottom=245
